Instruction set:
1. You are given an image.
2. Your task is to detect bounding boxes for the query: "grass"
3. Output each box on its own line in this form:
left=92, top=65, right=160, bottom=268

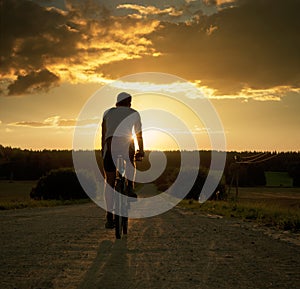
left=180, top=187, right=300, bottom=232
left=0, top=199, right=91, bottom=210
left=0, top=180, right=91, bottom=210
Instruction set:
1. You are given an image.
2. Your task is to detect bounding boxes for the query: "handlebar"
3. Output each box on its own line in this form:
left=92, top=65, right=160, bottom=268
left=135, top=150, right=144, bottom=162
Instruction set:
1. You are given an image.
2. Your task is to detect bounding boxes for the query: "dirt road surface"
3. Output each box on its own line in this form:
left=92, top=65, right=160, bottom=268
left=1, top=201, right=300, bottom=289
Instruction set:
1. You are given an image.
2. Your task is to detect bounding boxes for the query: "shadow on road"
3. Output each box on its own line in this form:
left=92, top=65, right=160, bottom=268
left=78, top=237, right=132, bottom=289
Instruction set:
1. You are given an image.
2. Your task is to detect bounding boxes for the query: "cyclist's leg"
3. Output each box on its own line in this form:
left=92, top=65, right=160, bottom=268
left=104, top=171, right=116, bottom=213
left=103, top=138, right=116, bottom=228
left=104, top=171, right=116, bottom=228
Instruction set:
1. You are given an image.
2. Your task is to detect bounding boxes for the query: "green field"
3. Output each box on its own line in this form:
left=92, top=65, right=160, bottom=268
left=0, top=180, right=36, bottom=202
left=265, top=171, right=293, bottom=187
left=0, top=180, right=90, bottom=209
left=236, top=187, right=300, bottom=210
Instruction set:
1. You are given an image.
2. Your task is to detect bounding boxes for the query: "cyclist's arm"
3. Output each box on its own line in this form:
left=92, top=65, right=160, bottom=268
left=101, top=118, right=106, bottom=156
left=134, top=113, right=144, bottom=156
left=136, top=131, right=144, bottom=155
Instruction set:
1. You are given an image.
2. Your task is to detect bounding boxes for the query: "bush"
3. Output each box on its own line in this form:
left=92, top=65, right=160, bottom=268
left=30, top=168, right=89, bottom=200
left=154, top=165, right=227, bottom=201
left=184, top=167, right=207, bottom=200
left=155, top=167, right=179, bottom=192
left=185, top=168, right=227, bottom=201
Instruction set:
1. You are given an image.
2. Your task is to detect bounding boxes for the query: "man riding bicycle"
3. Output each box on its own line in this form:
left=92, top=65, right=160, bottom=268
left=101, top=92, right=144, bottom=229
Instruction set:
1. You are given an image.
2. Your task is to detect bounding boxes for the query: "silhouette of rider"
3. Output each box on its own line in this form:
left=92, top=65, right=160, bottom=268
left=101, top=92, right=144, bottom=228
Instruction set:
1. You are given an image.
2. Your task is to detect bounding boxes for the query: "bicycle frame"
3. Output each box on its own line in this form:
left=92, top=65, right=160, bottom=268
left=114, top=155, right=129, bottom=239
left=114, top=152, right=143, bottom=239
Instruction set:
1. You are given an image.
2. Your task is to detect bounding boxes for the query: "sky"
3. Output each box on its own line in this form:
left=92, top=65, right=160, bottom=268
left=0, top=0, right=300, bottom=152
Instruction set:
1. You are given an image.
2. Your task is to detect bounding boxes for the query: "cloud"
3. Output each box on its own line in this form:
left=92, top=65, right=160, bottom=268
left=0, top=0, right=160, bottom=95
left=117, top=4, right=183, bottom=17
left=58, top=119, right=77, bottom=127
left=11, top=121, right=49, bottom=128
left=9, top=116, right=104, bottom=128
left=205, top=86, right=300, bottom=101
left=10, top=116, right=77, bottom=128
left=0, top=0, right=82, bottom=95
left=2, top=0, right=300, bottom=98
left=215, top=0, right=236, bottom=7
left=109, top=79, right=296, bottom=101
left=7, top=69, right=59, bottom=95
left=101, top=0, right=300, bottom=95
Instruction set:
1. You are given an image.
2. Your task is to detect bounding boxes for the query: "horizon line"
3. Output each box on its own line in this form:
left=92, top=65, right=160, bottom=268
left=1, top=145, right=299, bottom=154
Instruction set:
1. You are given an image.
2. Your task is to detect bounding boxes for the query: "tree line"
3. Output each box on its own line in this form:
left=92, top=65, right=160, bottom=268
left=0, top=145, right=299, bottom=187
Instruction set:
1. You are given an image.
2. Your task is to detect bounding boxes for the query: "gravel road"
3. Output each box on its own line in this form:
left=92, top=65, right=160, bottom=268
left=1, top=201, right=299, bottom=289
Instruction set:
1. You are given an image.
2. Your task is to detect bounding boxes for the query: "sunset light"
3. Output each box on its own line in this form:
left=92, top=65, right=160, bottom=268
left=0, top=0, right=299, bottom=151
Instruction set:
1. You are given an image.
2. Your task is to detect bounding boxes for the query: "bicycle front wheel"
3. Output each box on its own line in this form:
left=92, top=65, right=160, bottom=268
left=115, top=214, right=122, bottom=239
left=115, top=176, right=124, bottom=239
left=122, top=217, right=128, bottom=235
left=115, top=216, right=128, bottom=238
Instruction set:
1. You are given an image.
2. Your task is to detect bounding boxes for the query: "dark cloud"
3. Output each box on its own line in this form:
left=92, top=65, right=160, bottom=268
left=7, top=69, right=59, bottom=95
left=2, top=0, right=300, bottom=96
left=32, top=0, right=67, bottom=11
left=0, top=0, right=110, bottom=95
left=101, top=0, right=300, bottom=94
left=0, top=0, right=159, bottom=96
left=0, top=0, right=80, bottom=68
left=0, top=0, right=88, bottom=95
left=205, top=0, right=300, bottom=91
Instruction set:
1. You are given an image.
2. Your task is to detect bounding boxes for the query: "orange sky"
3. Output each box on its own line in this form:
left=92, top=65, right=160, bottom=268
left=0, top=0, right=299, bottom=151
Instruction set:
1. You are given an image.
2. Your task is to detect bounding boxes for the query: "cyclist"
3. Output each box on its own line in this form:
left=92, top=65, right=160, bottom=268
left=101, top=92, right=144, bottom=229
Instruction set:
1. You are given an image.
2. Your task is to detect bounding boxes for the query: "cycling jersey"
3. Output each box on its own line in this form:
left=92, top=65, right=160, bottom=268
left=102, top=106, right=142, bottom=141
left=102, top=106, right=142, bottom=172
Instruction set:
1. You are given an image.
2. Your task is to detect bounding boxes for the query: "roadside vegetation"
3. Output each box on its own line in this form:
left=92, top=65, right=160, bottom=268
left=0, top=198, right=90, bottom=210
left=180, top=188, right=300, bottom=232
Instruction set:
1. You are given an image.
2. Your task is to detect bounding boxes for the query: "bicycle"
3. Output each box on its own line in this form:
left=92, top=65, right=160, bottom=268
left=114, top=152, right=143, bottom=239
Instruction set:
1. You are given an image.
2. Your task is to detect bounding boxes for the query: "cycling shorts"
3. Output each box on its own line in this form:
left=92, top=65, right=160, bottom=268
left=103, top=137, right=135, bottom=172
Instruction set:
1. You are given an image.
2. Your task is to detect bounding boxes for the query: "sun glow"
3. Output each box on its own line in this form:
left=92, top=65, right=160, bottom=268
left=142, top=129, right=179, bottom=151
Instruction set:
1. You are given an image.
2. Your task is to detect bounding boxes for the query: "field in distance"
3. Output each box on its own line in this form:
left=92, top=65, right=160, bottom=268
left=1, top=180, right=300, bottom=210
left=0, top=180, right=89, bottom=209
left=0, top=180, right=36, bottom=202
left=237, top=186, right=300, bottom=210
